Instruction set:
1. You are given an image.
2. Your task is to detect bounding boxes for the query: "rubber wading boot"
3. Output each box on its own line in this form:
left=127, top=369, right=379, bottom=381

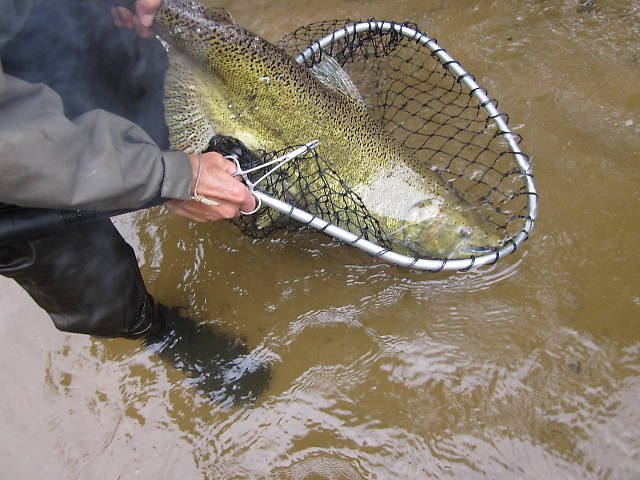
left=125, top=294, right=167, bottom=338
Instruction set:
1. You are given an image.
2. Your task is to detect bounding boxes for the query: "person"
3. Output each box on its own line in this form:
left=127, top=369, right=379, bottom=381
left=0, top=0, right=256, bottom=338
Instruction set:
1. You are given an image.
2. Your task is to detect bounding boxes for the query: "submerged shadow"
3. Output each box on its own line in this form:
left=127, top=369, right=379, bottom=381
left=144, top=306, right=271, bottom=406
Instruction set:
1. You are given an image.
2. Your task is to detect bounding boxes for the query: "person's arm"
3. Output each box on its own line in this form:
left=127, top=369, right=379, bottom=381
left=0, top=0, right=189, bottom=210
left=0, top=0, right=254, bottom=217
left=0, top=66, right=193, bottom=210
left=0, top=0, right=37, bottom=48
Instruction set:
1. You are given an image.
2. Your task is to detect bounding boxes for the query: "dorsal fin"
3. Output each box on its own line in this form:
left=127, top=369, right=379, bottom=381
left=309, top=55, right=365, bottom=106
left=163, top=50, right=216, bottom=153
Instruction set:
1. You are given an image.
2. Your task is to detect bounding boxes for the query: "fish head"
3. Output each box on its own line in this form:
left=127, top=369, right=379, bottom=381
left=393, top=195, right=502, bottom=259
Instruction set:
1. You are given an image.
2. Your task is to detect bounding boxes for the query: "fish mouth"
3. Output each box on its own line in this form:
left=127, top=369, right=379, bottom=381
left=461, top=245, right=496, bottom=255
left=390, top=199, right=502, bottom=259
left=456, top=225, right=503, bottom=257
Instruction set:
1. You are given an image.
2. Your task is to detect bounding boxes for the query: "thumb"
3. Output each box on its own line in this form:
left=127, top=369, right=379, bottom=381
left=136, top=0, right=161, bottom=27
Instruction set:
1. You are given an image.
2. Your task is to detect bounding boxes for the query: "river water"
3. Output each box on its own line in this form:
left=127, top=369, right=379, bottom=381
left=1, top=0, right=639, bottom=478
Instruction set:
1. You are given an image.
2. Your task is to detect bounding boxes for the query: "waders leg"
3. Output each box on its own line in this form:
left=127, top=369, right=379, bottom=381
left=0, top=2, right=171, bottom=338
left=0, top=219, right=160, bottom=338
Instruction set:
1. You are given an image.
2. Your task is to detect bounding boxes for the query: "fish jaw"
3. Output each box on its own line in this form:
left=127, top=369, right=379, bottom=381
left=390, top=193, right=502, bottom=259
left=353, top=158, right=501, bottom=258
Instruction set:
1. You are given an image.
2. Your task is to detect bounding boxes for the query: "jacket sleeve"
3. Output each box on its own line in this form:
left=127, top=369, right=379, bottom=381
left=0, top=0, right=193, bottom=211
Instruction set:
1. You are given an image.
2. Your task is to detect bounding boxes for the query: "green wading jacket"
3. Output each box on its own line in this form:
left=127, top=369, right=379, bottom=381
left=0, top=0, right=193, bottom=210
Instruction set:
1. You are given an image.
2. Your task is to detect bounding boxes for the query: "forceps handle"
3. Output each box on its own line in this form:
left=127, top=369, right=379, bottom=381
left=224, top=154, right=262, bottom=215
left=224, top=139, right=320, bottom=215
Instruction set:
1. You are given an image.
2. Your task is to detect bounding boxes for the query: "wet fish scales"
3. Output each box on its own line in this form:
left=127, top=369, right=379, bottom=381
left=154, top=0, right=501, bottom=258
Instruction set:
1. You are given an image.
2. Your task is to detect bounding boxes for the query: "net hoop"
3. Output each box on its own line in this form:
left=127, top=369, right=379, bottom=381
left=259, top=21, right=538, bottom=271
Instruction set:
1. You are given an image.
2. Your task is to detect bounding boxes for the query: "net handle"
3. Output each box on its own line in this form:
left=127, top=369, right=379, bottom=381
left=261, top=21, right=537, bottom=271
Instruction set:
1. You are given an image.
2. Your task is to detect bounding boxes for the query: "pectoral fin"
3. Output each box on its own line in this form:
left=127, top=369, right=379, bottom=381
left=310, top=55, right=366, bottom=106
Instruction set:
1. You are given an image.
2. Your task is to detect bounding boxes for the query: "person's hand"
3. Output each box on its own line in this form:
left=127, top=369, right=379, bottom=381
left=166, top=152, right=257, bottom=222
left=111, top=0, right=161, bottom=38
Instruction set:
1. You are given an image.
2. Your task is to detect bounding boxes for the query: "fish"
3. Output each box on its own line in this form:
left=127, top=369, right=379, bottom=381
left=152, top=0, right=501, bottom=258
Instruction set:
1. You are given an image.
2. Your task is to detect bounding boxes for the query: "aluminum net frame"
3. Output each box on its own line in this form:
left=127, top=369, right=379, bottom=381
left=233, top=20, right=537, bottom=271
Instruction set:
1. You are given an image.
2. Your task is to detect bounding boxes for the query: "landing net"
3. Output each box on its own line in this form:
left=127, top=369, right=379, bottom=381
left=230, top=20, right=537, bottom=271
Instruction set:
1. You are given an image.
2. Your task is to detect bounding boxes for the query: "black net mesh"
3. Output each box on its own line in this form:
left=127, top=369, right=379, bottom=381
left=217, top=20, right=534, bottom=259
left=207, top=135, right=392, bottom=246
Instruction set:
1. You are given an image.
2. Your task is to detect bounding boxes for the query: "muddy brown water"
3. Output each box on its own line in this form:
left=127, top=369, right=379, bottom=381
left=1, top=0, right=639, bottom=478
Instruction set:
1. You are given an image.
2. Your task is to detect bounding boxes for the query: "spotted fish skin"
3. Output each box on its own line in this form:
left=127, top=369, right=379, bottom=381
left=154, top=1, right=501, bottom=258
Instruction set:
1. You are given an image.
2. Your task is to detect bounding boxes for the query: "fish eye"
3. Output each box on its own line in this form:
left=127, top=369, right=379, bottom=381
left=459, top=225, right=473, bottom=237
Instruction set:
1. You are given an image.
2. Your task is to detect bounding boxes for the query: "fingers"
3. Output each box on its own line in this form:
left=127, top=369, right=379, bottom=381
left=193, top=152, right=248, bottom=204
left=165, top=200, right=208, bottom=223
left=111, top=0, right=160, bottom=38
left=111, top=6, right=134, bottom=30
left=220, top=156, right=238, bottom=176
left=199, top=152, right=258, bottom=215
left=240, top=192, right=258, bottom=214
left=135, top=0, right=161, bottom=27
left=168, top=152, right=257, bottom=223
